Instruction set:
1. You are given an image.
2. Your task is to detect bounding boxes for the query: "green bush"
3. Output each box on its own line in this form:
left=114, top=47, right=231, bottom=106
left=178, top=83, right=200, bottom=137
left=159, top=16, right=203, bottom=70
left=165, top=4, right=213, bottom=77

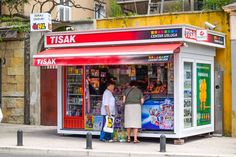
left=203, top=0, right=235, bottom=10
left=109, top=0, right=123, bottom=17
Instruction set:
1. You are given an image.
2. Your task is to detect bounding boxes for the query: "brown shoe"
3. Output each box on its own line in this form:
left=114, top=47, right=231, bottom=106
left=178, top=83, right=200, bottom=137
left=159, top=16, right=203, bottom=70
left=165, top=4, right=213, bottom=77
left=127, top=138, right=131, bottom=143
left=134, top=140, right=140, bottom=143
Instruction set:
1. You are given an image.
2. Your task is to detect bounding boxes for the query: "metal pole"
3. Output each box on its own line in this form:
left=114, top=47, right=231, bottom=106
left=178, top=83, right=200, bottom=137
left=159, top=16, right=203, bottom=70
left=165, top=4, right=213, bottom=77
left=160, top=134, right=166, bottom=152
left=17, top=130, right=23, bottom=146
left=160, top=0, right=164, bottom=14
left=86, top=132, right=92, bottom=149
left=147, top=0, right=151, bottom=15
left=134, top=0, right=138, bottom=15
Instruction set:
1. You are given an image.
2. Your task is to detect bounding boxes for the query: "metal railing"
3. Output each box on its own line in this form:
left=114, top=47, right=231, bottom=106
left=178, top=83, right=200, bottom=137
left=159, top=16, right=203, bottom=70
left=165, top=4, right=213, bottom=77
left=117, top=0, right=206, bottom=15
left=117, top=0, right=148, bottom=4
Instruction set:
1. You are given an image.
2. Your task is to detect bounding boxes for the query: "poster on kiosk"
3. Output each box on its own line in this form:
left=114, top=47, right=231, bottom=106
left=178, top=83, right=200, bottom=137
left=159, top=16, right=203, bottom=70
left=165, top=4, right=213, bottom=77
left=142, top=98, right=174, bottom=131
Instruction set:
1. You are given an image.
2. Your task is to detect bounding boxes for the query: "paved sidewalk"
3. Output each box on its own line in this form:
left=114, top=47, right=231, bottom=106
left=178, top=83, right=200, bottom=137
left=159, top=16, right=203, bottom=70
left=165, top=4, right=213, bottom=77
left=0, top=123, right=236, bottom=157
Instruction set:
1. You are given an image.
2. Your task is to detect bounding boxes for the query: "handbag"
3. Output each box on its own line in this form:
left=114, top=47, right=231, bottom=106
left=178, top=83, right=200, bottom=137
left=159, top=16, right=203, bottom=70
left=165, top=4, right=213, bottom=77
left=103, top=115, right=114, bottom=133
left=0, top=108, right=3, bottom=123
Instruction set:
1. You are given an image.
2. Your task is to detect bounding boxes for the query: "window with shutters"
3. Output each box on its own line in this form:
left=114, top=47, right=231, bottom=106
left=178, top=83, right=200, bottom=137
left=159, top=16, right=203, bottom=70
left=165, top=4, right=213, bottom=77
left=57, top=0, right=71, bottom=21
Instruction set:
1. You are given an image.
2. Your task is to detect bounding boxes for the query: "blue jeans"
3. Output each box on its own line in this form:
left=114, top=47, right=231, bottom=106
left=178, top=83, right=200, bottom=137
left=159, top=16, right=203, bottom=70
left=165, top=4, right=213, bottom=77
left=100, top=115, right=112, bottom=141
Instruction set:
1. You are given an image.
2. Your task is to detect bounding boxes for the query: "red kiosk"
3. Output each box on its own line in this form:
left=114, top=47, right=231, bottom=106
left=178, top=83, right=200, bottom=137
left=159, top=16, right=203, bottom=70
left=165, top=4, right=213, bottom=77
left=34, top=25, right=225, bottom=138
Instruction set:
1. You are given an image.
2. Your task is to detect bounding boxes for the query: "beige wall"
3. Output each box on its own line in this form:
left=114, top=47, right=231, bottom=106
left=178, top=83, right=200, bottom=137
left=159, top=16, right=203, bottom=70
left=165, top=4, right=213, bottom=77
left=73, top=0, right=110, bottom=20
left=1, top=0, right=110, bottom=20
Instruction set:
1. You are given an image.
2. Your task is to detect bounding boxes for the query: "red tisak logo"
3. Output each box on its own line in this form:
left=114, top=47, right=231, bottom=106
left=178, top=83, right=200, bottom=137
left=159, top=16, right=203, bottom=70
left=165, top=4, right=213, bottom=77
left=37, top=59, right=56, bottom=65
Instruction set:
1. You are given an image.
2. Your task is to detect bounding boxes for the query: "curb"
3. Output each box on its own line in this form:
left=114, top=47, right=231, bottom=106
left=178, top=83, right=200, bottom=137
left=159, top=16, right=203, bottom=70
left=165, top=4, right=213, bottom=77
left=0, top=146, right=235, bottom=157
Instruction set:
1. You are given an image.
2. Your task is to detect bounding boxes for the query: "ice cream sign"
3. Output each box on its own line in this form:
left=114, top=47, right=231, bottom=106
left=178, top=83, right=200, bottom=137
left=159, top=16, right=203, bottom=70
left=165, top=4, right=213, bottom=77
left=30, top=13, right=52, bottom=32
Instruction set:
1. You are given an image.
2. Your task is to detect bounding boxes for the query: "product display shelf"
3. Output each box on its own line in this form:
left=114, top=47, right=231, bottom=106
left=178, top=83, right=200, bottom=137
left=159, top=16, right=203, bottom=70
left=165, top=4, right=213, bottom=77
left=64, top=66, right=85, bottom=129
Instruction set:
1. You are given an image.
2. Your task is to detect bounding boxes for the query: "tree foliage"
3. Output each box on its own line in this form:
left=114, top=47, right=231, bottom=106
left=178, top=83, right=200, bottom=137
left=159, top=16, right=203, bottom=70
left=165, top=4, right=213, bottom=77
left=109, top=0, right=122, bottom=17
left=203, top=0, right=236, bottom=10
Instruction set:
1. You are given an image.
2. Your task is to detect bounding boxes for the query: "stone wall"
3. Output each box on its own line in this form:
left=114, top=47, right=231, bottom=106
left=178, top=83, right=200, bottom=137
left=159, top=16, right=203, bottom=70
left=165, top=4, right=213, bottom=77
left=1, top=40, right=25, bottom=124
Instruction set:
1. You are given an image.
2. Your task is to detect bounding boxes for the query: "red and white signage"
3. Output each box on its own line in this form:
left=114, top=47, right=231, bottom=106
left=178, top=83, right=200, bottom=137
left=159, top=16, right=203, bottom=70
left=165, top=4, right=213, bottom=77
left=35, top=58, right=56, bottom=65
left=49, top=35, right=76, bottom=44
left=44, top=26, right=224, bottom=49
left=33, top=43, right=182, bottom=66
left=196, top=30, right=208, bottom=41
left=45, top=28, right=183, bottom=48
left=185, top=28, right=196, bottom=40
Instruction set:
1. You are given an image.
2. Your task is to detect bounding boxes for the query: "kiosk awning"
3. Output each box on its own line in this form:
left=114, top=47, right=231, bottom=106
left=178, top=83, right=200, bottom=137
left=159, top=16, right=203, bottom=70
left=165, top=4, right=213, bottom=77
left=33, top=43, right=182, bottom=66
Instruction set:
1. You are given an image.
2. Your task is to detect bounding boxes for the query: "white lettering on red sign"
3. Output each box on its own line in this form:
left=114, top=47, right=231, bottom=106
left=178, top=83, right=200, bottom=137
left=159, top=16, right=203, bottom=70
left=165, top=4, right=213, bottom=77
left=37, top=59, right=56, bottom=65
left=185, top=28, right=196, bottom=40
left=50, top=35, right=76, bottom=44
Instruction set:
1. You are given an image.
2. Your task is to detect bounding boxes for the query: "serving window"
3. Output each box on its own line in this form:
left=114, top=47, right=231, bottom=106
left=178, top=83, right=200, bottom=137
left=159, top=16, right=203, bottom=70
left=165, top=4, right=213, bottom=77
left=82, top=54, right=175, bottom=131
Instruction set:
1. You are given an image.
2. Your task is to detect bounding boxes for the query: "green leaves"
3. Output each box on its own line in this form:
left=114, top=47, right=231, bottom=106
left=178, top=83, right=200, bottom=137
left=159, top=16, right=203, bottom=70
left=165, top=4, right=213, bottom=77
left=10, top=22, right=30, bottom=33
left=109, top=0, right=123, bottom=17
left=0, top=16, right=29, bottom=33
left=202, top=0, right=234, bottom=10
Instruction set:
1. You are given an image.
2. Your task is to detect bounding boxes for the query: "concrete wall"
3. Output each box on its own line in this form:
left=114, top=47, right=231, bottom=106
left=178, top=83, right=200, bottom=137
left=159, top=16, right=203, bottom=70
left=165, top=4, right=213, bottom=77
left=96, top=11, right=232, bottom=136
left=232, top=40, right=236, bottom=137
left=30, top=32, right=42, bottom=125
left=0, top=40, right=25, bottom=124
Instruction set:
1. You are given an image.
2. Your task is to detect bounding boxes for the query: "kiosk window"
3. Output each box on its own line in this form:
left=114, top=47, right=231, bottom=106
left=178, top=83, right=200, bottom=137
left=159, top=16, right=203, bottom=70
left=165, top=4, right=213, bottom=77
left=85, top=60, right=175, bottom=131
left=184, top=62, right=193, bottom=128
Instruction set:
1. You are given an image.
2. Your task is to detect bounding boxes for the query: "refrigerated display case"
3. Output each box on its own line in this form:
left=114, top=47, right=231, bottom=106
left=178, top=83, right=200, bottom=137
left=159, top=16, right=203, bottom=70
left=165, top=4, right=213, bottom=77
left=63, top=66, right=84, bottom=129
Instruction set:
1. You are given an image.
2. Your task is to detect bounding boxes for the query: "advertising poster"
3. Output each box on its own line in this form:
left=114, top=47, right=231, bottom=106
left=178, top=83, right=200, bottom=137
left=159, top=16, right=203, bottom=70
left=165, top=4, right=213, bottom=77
left=93, top=116, right=103, bottom=131
left=196, top=63, right=211, bottom=126
left=184, top=62, right=193, bottom=128
left=114, top=116, right=123, bottom=129
left=85, top=115, right=94, bottom=130
left=142, top=98, right=174, bottom=130
left=30, top=13, right=52, bottom=32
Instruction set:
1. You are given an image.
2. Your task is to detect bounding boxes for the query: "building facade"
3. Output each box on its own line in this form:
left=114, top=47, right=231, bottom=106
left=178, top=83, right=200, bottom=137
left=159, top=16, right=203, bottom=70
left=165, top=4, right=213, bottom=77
left=0, top=0, right=109, bottom=125
left=223, top=3, right=236, bottom=137
left=2, top=0, right=110, bottom=20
